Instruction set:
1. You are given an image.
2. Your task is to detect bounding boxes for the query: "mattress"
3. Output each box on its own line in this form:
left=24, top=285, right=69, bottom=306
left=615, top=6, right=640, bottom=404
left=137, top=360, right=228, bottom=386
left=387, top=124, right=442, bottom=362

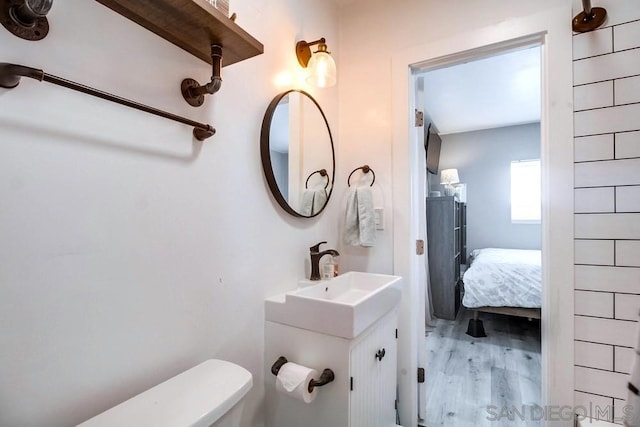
left=462, top=248, right=542, bottom=309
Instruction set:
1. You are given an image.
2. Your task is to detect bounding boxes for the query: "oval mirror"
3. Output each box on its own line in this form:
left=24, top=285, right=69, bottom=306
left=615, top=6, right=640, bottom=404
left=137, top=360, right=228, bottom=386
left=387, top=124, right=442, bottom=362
left=260, top=90, right=335, bottom=217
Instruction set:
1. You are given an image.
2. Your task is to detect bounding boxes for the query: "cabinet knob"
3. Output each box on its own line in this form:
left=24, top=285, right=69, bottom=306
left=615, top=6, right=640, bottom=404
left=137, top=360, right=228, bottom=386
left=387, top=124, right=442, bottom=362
left=375, top=348, right=386, bottom=361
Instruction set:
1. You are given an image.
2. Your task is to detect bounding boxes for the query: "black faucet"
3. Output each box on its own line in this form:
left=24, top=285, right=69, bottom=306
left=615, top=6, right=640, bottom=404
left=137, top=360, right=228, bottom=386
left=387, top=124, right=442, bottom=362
left=309, top=241, right=340, bottom=281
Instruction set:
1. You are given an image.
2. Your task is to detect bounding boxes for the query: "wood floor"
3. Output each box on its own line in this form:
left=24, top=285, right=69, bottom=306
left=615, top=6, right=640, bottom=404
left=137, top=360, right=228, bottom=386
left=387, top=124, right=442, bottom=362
left=421, top=308, right=541, bottom=427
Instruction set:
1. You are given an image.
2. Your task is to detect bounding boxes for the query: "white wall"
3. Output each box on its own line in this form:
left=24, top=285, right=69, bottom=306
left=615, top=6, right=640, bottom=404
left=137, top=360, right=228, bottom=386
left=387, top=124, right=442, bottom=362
left=435, top=123, right=542, bottom=255
left=0, top=1, right=339, bottom=426
left=571, top=1, right=640, bottom=424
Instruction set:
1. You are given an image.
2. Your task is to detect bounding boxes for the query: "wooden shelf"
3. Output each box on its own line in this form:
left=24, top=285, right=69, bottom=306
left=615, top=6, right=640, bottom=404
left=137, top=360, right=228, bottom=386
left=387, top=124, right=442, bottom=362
left=96, top=0, right=263, bottom=67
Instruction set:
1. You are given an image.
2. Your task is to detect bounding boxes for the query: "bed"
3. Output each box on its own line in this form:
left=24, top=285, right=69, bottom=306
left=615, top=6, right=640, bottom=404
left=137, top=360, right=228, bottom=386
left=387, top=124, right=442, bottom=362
left=462, top=248, right=542, bottom=336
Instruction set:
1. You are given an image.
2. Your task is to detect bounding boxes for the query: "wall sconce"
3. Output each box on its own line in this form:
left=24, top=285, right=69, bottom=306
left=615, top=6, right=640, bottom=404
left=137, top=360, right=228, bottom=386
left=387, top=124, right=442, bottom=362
left=440, top=168, right=460, bottom=196
left=296, top=37, right=336, bottom=88
left=1, top=0, right=53, bottom=41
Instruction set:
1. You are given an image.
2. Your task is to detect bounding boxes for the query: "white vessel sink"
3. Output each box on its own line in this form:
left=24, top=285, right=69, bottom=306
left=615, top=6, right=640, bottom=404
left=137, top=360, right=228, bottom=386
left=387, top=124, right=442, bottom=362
left=265, top=272, right=402, bottom=339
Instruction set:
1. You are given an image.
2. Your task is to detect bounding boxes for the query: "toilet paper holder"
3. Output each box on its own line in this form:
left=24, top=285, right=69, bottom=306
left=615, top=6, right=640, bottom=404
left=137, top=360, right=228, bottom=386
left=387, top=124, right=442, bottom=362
left=271, top=356, right=335, bottom=393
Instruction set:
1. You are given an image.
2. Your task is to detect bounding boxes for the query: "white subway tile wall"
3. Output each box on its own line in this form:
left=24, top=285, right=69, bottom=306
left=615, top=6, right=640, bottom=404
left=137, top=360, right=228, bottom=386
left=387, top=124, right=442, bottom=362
left=575, top=134, right=614, bottom=162
left=603, top=0, right=640, bottom=27
left=574, top=103, right=640, bottom=136
left=616, top=131, right=640, bottom=159
left=616, top=240, right=640, bottom=267
left=574, top=158, right=640, bottom=188
left=614, top=75, right=640, bottom=105
left=574, top=81, right=614, bottom=111
left=573, top=27, right=612, bottom=60
left=573, top=14, right=640, bottom=423
left=614, top=346, right=635, bottom=374
left=575, top=340, right=614, bottom=370
left=615, top=294, right=640, bottom=321
left=616, top=186, right=640, bottom=213
left=575, top=366, right=629, bottom=400
left=575, top=390, right=614, bottom=422
left=575, top=213, right=640, bottom=239
left=575, top=265, right=640, bottom=294
left=574, top=187, right=615, bottom=213
left=613, top=20, right=640, bottom=52
left=574, top=316, right=637, bottom=346
left=575, top=239, right=615, bottom=265
left=573, top=49, right=640, bottom=86
left=575, top=290, right=614, bottom=318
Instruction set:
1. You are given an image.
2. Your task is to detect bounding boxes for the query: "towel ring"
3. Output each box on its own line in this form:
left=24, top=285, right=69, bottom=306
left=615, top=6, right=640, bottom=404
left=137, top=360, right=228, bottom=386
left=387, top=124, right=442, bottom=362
left=347, top=165, right=375, bottom=187
left=305, top=169, right=329, bottom=190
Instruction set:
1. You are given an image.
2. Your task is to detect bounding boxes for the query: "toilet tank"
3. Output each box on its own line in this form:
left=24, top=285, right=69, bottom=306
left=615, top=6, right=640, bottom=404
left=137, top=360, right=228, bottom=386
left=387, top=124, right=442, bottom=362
left=78, top=359, right=253, bottom=427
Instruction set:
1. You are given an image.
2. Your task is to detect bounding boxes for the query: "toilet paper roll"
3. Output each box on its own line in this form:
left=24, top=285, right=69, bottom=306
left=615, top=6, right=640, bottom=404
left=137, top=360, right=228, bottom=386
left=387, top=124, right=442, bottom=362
left=275, top=362, right=319, bottom=403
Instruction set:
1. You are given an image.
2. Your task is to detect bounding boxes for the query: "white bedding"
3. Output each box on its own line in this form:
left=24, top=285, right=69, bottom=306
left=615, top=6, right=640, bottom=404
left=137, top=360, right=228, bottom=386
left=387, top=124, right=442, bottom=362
left=462, top=248, right=542, bottom=309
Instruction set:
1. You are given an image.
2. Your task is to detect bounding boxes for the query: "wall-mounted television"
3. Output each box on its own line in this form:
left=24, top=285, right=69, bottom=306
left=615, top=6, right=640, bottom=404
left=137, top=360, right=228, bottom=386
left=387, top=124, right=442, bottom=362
left=424, top=123, right=442, bottom=174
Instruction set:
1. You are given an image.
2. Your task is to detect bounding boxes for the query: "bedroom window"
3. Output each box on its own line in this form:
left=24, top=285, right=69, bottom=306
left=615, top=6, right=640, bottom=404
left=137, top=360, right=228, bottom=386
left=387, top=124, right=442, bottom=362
left=510, top=159, right=541, bottom=224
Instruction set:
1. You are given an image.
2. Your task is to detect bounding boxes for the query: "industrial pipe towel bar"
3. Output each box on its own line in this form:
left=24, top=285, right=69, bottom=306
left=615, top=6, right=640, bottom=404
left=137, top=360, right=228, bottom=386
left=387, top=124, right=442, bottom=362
left=0, top=63, right=215, bottom=141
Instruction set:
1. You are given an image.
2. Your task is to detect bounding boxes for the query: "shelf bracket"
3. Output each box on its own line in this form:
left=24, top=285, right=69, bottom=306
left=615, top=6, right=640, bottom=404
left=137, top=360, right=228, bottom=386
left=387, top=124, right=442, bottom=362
left=182, top=44, right=223, bottom=107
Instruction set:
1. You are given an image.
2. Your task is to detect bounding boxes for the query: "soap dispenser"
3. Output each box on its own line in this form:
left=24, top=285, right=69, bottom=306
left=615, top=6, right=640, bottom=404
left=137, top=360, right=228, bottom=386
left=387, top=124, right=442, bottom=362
left=322, top=255, right=339, bottom=279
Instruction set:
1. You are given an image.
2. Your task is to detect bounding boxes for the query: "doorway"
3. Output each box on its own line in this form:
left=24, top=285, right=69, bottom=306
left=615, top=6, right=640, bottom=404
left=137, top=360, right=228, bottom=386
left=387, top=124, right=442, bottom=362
left=414, top=44, right=542, bottom=427
left=416, top=44, right=543, bottom=426
left=389, top=8, right=574, bottom=426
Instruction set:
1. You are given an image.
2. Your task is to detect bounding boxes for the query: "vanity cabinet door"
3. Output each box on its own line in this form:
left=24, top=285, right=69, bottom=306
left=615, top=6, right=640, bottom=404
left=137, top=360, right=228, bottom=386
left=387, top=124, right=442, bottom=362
left=349, top=311, right=397, bottom=427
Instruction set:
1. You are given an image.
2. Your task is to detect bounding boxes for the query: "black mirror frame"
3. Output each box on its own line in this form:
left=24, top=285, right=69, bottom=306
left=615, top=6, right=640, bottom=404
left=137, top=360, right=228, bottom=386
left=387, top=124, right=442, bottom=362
left=260, top=89, right=336, bottom=218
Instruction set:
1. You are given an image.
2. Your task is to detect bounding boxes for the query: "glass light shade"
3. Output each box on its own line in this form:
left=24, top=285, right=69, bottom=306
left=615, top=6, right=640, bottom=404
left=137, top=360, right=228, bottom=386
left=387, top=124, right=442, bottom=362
left=305, top=51, right=337, bottom=88
left=440, top=168, right=460, bottom=185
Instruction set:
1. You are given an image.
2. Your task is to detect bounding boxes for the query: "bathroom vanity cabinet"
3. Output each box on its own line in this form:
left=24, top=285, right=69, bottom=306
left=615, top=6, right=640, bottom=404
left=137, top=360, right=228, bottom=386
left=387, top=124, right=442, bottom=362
left=265, top=309, right=398, bottom=427
left=348, top=312, right=398, bottom=426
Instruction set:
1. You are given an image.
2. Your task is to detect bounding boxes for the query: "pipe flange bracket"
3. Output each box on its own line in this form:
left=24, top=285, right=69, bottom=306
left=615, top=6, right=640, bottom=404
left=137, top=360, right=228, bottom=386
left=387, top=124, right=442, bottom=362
left=1, top=0, right=49, bottom=41
left=572, top=7, right=607, bottom=33
left=181, top=78, right=205, bottom=107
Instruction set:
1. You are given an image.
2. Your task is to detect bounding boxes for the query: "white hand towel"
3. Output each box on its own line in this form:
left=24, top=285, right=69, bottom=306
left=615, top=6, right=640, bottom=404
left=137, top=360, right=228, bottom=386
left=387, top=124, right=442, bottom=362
left=300, top=189, right=315, bottom=216
left=344, top=187, right=360, bottom=246
left=343, top=186, right=376, bottom=247
left=356, top=186, right=376, bottom=247
left=312, top=189, right=328, bottom=215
